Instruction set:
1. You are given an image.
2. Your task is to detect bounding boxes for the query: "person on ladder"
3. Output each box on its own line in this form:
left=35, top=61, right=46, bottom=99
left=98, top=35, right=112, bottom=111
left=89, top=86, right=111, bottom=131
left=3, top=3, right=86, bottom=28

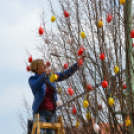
left=28, top=57, right=84, bottom=134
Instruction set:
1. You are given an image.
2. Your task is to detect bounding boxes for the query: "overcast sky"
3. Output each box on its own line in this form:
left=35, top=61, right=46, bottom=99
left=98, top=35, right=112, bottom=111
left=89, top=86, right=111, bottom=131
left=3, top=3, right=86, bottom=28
left=0, top=0, right=58, bottom=133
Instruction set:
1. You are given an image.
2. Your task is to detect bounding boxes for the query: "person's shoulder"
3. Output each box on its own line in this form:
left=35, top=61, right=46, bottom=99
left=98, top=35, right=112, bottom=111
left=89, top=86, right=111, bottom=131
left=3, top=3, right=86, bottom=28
left=28, top=73, right=38, bottom=82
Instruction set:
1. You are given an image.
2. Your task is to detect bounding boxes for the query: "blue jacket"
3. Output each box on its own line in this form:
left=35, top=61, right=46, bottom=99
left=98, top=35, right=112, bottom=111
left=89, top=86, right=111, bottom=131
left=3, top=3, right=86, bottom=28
left=28, top=63, right=79, bottom=114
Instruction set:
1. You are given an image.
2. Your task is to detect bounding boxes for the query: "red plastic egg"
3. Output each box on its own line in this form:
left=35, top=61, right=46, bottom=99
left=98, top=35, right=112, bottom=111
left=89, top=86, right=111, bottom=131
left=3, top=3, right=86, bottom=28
left=46, top=61, right=51, bottom=67
left=102, top=80, right=108, bottom=88
left=99, top=53, right=105, bottom=60
left=72, top=107, right=77, bottom=114
left=64, top=63, right=68, bottom=69
left=78, top=49, right=83, bottom=56
left=122, top=84, right=126, bottom=89
left=64, top=10, right=69, bottom=18
left=86, top=84, right=92, bottom=91
left=98, top=104, right=102, bottom=110
left=28, top=56, right=32, bottom=63
left=26, top=65, right=30, bottom=71
left=78, top=58, right=83, bottom=66
left=107, top=14, right=112, bottom=23
left=67, top=88, right=74, bottom=96
left=39, top=26, right=44, bottom=35
left=131, top=31, right=134, bottom=38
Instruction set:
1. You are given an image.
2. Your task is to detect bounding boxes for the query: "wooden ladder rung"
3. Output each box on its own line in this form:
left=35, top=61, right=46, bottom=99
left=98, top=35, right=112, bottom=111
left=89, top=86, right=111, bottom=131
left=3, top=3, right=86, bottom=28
left=39, top=122, right=61, bottom=129
left=31, top=114, right=65, bottom=134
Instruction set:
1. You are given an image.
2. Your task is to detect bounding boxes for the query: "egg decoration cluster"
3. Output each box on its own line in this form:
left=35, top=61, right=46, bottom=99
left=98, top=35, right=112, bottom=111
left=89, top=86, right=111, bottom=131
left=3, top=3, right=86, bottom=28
left=50, top=73, right=59, bottom=83
left=26, top=56, right=33, bottom=72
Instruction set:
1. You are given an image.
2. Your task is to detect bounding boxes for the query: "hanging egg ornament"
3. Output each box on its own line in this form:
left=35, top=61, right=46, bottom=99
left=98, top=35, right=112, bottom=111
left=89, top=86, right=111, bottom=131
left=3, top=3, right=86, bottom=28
left=78, top=47, right=83, bottom=56
left=78, top=44, right=86, bottom=56
left=99, top=53, right=105, bottom=60
left=50, top=73, right=58, bottom=83
left=64, top=10, right=69, bottom=18
left=28, top=56, right=32, bottom=63
left=78, top=58, right=83, bottom=66
left=66, top=38, right=74, bottom=44
left=72, top=105, right=77, bottom=114
left=63, top=63, right=68, bottom=69
left=26, top=65, right=30, bottom=71
left=58, top=88, right=62, bottom=94
left=51, top=15, right=56, bottom=22
left=86, top=84, right=92, bottom=91
left=85, top=112, right=91, bottom=120
left=98, top=104, right=102, bottom=110
left=76, top=121, right=80, bottom=128
left=67, top=83, right=74, bottom=96
left=131, top=30, right=134, bottom=38
left=102, top=80, right=108, bottom=88
left=107, top=14, right=112, bottom=23
left=38, top=26, right=44, bottom=35
left=67, top=88, right=74, bottom=96
left=122, top=84, right=126, bottom=89
left=50, top=74, right=54, bottom=83
left=105, top=127, right=109, bottom=132
left=46, top=61, right=51, bottom=67
left=108, top=97, right=114, bottom=106
left=120, top=0, right=126, bottom=5
left=53, top=74, right=58, bottom=81
left=98, top=19, right=103, bottom=28
left=126, top=116, right=131, bottom=126
left=83, top=100, right=89, bottom=108
left=114, top=65, right=119, bottom=74
left=80, top=32, right=86, bottom=38
left=94, top=123, right=100, bottom=133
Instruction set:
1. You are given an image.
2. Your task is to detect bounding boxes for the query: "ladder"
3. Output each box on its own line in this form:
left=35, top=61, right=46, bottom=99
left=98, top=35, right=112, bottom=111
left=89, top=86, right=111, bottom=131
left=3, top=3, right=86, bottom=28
left=31, top=114, right=65, bottom=134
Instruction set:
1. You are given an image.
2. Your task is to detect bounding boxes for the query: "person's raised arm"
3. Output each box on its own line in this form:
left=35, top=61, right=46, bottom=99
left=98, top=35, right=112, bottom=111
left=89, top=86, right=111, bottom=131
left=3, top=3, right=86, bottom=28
left=56, top=63, right=79, bottom=82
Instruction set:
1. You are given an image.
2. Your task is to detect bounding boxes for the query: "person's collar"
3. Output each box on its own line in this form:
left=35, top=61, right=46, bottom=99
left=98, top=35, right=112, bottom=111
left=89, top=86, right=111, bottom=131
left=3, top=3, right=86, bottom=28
left=34, top=72, right=40, bottom=77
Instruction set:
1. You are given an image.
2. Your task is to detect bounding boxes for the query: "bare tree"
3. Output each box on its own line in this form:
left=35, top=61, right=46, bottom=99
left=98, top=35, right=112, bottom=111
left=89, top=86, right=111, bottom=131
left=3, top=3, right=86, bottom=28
left=20, top=0, right=134, bottom=133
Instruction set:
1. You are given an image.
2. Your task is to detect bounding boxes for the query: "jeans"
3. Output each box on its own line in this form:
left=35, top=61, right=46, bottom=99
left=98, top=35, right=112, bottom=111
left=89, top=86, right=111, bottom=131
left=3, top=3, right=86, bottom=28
left=33, top=110, right=57, bottom=134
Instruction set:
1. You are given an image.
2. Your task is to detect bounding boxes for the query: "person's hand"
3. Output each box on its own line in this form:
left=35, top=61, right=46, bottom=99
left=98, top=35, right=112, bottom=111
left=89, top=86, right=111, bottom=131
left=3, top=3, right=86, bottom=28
left=45, top=68, right=52, bottom=76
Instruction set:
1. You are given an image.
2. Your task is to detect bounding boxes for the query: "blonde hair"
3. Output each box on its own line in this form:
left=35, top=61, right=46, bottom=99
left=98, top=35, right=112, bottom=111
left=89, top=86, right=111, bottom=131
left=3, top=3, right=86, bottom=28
left=30, top=59, right=44, bottom=73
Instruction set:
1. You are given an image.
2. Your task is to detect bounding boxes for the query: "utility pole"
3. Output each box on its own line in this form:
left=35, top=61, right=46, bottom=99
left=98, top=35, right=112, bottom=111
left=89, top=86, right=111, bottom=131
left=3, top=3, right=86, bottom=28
left=125, top=0, right=134, bottom=133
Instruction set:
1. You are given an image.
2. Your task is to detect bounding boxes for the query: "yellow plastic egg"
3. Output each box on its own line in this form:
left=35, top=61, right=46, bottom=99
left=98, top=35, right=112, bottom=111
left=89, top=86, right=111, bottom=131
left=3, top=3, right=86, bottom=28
left=76, top=121, right=80, bottom=128
left=85, top=112, right=91, bottom=120
left=53, top=74, right=58, bottom=81
left=120, top=0, right=126, bottom=5
left=126, top=119, right=131, bottom=126
left=108, top=97, right=114, bottom=106
left=105, top=127, right=109, bottom=132
left=98, top=20, right=103, bottom=28
left=80, top=32, right=86, bottom=38
left=51, top=16, right=56, bottom=22
left=50, top=74, right=55, bottom=83
left=50, top=73, right=58, bottom=83
left=50, top=76, right=54, bottom=83
left=83, top=100, right=89, bottom=108
left=114, top=65, right=119, bottom=74
left=58, top=88, right=62, bottom=94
